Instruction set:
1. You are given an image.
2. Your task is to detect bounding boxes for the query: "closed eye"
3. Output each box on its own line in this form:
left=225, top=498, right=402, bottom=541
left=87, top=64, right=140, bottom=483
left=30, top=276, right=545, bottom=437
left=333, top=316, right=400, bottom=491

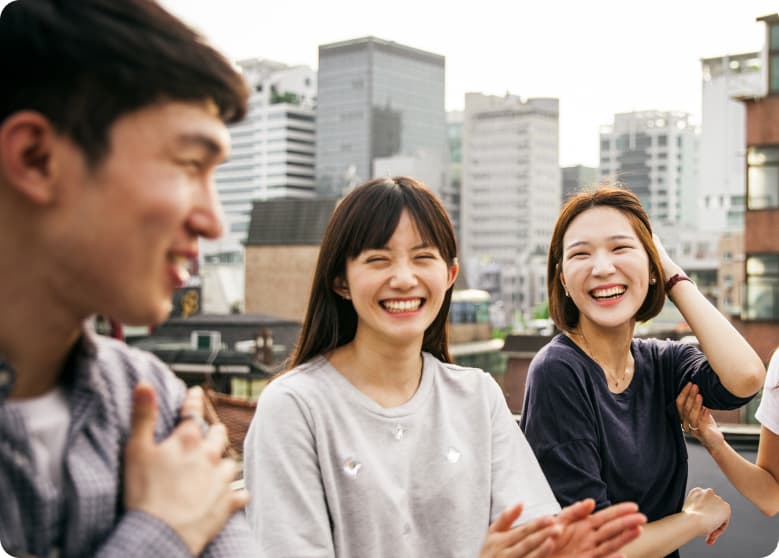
left=178, top=159, right=205, bottom=173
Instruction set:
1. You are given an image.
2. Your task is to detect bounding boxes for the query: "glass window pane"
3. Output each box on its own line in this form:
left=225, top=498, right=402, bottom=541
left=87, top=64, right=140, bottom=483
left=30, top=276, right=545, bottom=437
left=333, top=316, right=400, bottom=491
left=748, top=166, right=779, bottom=209
left=743, top=278, right=779, bottom=320
left=771, top=56, right=779, bottom=94
left=747, top=146, right=779, bottom=165
left=747, top=255, right=779, bottom=276
left=771, top=24, right=779, bottom=50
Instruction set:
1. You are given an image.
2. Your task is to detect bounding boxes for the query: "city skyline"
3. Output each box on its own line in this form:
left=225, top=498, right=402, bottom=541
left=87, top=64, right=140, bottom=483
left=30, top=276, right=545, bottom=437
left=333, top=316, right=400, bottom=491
left=0, top=0, right=774, bottom=168
left=156, top=0, right=777, bottom=168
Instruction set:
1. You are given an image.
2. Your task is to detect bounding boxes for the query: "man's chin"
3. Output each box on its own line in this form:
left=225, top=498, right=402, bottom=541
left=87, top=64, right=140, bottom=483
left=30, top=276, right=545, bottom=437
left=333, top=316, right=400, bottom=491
left=117, top=302, right=173, bottom=328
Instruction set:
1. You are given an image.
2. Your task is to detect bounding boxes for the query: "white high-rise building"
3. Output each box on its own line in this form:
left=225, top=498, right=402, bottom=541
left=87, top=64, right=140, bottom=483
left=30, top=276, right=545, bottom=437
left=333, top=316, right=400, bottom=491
left=205, top=58, right=317, bottom=260
left=699, top=52, right=763, bottom=232
left=599, top=111, right=698, bottom=227
left=461, top=93, right=560, bottom=322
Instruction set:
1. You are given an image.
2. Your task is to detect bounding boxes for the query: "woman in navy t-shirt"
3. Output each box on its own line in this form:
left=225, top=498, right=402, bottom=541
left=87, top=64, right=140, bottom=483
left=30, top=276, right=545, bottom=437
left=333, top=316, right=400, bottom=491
left=521, top=185, right=765, bottom=558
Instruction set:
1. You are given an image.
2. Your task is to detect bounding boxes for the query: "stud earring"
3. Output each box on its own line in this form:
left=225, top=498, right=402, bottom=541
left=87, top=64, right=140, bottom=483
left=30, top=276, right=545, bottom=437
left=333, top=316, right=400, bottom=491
left=650, top=276, right=657, bottom=285
left=564, top=288, right=570, bottom=297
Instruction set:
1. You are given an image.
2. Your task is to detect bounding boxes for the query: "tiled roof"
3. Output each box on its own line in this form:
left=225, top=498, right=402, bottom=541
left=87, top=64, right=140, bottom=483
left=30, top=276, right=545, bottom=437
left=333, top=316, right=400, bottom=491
left=245, top=197, right=339, bottom=246
left=205, top=389, right=258, bottom=458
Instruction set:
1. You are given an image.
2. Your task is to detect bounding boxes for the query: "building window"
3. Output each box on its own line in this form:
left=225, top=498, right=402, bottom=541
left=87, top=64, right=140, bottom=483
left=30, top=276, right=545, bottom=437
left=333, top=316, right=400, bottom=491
left=747, top=146, right=779, bottom=209
left=742, top=254, right=779, bottom=321
left=770, top=22, right=779, bottom=94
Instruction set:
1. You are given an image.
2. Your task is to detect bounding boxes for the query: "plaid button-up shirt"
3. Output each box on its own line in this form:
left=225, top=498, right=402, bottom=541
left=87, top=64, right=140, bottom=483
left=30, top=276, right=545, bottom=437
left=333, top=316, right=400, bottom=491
left=0, top=330, right=255, bottom=557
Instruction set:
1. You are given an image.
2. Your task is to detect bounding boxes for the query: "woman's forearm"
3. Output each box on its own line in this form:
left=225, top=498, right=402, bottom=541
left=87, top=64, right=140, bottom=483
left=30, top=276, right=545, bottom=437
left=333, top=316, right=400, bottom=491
left=707, top=439, right=779, bottom=516
left=618, top=512, right=700, bottom=558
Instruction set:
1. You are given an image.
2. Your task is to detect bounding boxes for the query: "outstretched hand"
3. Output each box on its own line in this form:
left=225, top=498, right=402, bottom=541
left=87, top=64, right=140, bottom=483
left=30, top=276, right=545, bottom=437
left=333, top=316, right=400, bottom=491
left=480, top=500, right=645, bottom=558
left=123, top=384, right=249, bottom=555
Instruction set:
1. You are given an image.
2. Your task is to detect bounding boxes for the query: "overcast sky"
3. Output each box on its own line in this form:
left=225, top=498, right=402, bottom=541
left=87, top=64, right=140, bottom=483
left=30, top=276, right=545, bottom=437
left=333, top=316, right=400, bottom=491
left=4, top=0, right=777, bottom=167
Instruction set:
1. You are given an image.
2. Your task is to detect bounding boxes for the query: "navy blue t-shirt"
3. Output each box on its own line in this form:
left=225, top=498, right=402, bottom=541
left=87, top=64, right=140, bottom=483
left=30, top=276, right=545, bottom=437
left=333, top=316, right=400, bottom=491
left=520, top=334, right=754, bottom=558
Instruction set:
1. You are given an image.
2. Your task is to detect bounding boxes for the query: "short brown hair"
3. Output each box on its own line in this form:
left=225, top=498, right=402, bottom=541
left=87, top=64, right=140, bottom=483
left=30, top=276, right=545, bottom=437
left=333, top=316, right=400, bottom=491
left=547, top=185, right=666, bottom=331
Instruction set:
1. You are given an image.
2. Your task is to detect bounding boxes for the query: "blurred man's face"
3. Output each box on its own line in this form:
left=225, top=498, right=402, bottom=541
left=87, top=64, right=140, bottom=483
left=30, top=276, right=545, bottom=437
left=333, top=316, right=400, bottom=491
left=45, top=100, right=229, bottom=325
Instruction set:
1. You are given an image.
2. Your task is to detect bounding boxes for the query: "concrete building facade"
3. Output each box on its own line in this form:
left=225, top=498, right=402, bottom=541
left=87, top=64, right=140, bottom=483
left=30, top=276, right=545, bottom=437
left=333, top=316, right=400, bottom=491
left=732, top=14, right=779, bottom=365
left=461, top=93, right=560, bottom=322
left=207, top=59, right=317, bottom=260
left=599, top=111, right=698, bottom=228
left=315, top=37, right=446, bottom=197
left=699, top=52, right=763, bottom=232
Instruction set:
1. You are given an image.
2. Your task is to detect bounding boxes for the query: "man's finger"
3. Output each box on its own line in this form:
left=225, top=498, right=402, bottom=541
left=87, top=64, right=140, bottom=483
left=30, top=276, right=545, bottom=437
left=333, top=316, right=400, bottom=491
left=128, top=383, right=158, bottom=448
left=180, top=386, right=205, bottom=418
left=203, top=422, right=230, bottom=461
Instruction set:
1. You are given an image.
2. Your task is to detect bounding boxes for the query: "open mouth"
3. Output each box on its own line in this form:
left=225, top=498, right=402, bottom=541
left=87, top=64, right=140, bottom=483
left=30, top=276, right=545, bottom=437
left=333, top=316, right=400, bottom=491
left=168, top=254, right=193, bottom=285
left=589, top=286, right=626, bottom=301
left=380, top=298, right=425, bottom=313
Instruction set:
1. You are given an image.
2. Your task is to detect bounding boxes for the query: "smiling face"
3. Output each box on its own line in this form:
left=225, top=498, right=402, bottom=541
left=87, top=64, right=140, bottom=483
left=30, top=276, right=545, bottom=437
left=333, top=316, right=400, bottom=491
left=45, top=101, right=229, bottom=325
left=559, top=206, right=653, bottom=332
left=337, top=210, right=458, bottom=350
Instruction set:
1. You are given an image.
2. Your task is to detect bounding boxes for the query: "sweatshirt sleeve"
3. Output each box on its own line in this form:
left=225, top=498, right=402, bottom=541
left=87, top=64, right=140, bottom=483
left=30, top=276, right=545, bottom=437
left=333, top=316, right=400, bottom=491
left=243, top=379, right=335, bottom=558
left=485, top=374, right=560, bottom=523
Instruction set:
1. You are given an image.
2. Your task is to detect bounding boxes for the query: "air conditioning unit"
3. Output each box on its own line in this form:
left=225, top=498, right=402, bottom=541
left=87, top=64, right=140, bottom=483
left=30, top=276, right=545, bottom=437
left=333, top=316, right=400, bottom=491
left=191, top=330, right=222, bottom=351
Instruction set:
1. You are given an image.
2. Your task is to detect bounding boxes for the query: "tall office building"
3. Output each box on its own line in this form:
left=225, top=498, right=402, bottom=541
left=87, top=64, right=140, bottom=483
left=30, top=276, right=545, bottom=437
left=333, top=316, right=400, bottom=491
left=206, top=58, right=317, bottom=260
left=444, top=110, right=464, bottom=240
left=699, top=52, right=763, bottom=232
left=461, top=93, right=560, bottom=322
left=599, top=111, right=698, bottom=227
left=315, top=37, right=446, bottom=197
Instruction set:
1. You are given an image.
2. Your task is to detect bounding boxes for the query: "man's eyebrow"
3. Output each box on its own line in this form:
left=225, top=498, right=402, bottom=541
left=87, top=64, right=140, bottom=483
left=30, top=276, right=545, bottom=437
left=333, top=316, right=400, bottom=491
left=176, top=133, right=226, bottom=159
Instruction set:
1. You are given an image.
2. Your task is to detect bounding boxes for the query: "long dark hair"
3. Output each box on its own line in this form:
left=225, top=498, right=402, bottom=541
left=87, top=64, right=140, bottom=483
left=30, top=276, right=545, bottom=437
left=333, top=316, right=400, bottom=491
left=290, top=176, right=458, bottom=367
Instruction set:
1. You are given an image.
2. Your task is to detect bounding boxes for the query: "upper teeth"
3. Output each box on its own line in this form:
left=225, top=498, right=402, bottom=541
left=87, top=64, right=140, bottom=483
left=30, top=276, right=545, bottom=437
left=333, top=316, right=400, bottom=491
left=383, top=299, right=421, bottom=312
left=592, top=286, right=625, bottom=298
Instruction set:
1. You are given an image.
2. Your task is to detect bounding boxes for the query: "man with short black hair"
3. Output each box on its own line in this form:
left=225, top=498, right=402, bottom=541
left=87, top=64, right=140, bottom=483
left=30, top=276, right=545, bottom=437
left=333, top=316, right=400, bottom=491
left=0, top=0, right=255, bottom=555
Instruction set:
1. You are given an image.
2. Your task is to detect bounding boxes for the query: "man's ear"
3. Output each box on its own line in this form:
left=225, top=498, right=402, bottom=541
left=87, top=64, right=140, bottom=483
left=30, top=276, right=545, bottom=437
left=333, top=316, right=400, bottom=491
left=0, top=111, right=60, bottom=205
left=333, top=276, right=351, bottom=300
